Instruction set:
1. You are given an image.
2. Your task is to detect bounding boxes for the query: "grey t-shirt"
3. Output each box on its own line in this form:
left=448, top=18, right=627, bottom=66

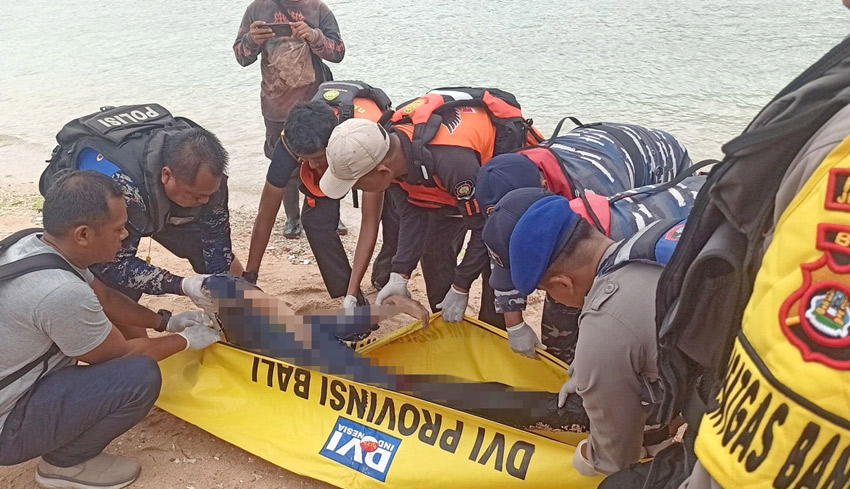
left=570, top=244, right=662, bottom=475
left=0, top=234, right=112, bottom=437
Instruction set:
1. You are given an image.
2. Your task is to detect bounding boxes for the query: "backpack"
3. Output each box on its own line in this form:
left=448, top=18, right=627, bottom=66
left=391, top=87, right=544, bottom=182
left=39, top=104, right=198, bottom=201
left=635, top=35, right=850, bottom=487
left=0, top=229, right=84, bottom=393
left=310, top=80, right=393, bottom=123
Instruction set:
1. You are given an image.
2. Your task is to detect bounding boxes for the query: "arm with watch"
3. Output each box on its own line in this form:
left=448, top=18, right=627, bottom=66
left=90, top=277, right=209, bottom=335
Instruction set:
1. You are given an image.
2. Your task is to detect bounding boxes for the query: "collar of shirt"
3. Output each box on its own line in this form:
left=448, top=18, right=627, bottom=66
left=595, top=242, right=620, bottom=275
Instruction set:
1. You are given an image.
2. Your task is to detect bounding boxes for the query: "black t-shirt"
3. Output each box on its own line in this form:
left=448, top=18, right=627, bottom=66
left=390, top=131, right=488, bottom=290
left=266, top=137, right=327, bottom=199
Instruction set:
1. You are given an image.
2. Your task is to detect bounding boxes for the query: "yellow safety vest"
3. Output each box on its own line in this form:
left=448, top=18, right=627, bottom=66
left=695, top=134, right=850, bottom=488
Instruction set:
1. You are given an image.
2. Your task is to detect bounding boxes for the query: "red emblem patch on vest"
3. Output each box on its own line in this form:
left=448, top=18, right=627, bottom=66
left=779, top=223, right=850, bottom=370
left=825, top=168, right=850, bottom=212
left=664, top=223, right=685, bottom=242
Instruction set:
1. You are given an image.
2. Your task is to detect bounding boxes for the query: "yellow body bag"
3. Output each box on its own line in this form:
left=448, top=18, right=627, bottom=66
left=156, top=316, right=603, bottom=488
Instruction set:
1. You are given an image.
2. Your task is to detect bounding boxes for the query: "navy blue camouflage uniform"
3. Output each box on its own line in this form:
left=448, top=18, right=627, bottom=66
left=91, top=163, right=234, bottom=300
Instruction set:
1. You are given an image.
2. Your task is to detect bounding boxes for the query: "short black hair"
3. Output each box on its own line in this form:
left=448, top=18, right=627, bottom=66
left=283, top=101, right=339, bottom=155
left=42, top=170, right=124, bottom=236
left=162, top=127, right=229, bottom=183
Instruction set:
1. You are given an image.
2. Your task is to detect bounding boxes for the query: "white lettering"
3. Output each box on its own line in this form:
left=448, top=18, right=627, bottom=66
left=144, top=106, right=160, bottom=118
left=365, top=448, right=392, bottom=473
left=336, top=437, right=363, bottom=463
left=325, top=431, right=343, bottom=452
left=97, top=118, right=111, bottom=128
left=130, top=110, right=147, bottom=121
left=103, top=117, right=121, bottom=126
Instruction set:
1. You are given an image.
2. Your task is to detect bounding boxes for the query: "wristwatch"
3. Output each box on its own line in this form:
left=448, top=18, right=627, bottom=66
left=155, top=309, right=172, bottom=333
left=243, top=270, right=259, bottom=284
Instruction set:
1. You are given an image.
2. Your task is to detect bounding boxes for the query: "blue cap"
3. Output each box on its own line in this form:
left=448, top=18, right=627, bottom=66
left=510, top=196, right=581, bottom=295
left=482, top=188, right=553, bottom=291
left=476, top=154, right=542, bottom=214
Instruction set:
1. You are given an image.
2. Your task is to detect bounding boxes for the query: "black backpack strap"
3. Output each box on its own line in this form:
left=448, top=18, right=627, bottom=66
left=0, top=228, right=43, bottom=252
left=607, top=159, right=719, bottom=205
left=0, top=253, right=84, bottom=283
left=0, top=230, right=86, bottom=393
left=544, top=117, right=586, bottom=146
left=0, top=344, right=60, bottom=392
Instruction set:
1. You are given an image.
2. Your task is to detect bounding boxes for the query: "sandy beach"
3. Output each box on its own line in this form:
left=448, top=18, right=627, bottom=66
left=0, top=160, right=545, bottom=488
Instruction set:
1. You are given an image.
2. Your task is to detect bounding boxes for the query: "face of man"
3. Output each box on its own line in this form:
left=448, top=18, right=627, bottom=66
left=298, top=149, right=329, bottom=171
left=161, top=166, right=222, bottom=208
left=88, top=196, right=130, bottom=264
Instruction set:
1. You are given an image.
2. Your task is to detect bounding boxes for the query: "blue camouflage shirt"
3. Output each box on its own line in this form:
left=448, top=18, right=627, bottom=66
left=96, top=171, right=234, bottom=296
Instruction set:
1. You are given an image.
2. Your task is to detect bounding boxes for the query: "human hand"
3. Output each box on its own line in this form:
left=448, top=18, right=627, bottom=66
left=436, top=286, right=468, bottom=324
left=166, top=311, right=208, bottom=333
left=250, top=21, right=275, bottom=45
left=177, top=324, right=221, bottom=351
left=181, top=275, right=214, bottom=314
left=558, top=376, right=578, bottom=408
left=289, top=21, right=317, bottom=43
left=382, top=295, right=430, bottom=329
left=376, top=273, right=409, bottom=305
left=507, top=322, right=546, bottom=359
left=342, top=295, right=358, bottom=312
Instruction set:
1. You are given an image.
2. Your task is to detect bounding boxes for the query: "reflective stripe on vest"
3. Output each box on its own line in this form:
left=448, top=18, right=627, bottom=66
left=596, top=218, right=686, bottom=277
left=695, top=134, right=850, bottom=489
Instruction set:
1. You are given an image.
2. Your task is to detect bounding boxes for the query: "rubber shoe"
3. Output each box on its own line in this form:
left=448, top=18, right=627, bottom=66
left=36, top=453, right=141, bottom=489
left=283, top=219, right=302, bottom=239
left=336, top=220, right=348, bottom=236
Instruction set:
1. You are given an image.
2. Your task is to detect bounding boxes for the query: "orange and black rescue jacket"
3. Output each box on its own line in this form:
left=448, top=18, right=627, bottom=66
left=391, top=87, right=541, bottom=209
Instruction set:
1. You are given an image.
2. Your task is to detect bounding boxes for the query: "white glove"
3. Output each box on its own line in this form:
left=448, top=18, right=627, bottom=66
left=558, top=372, right=578, bottom=408
left=376, top=273, right=410, bottom=305
left=181, top=274, right=214, bottom=313
left=437, top=286, right=468, bottom=323
left=166, top=311, right=209, bottom=333
left=342, top=295, right=358, bottom=312
left=177, top=324, right=221, bottom=351
left=507, top=322, right=547, bottom=359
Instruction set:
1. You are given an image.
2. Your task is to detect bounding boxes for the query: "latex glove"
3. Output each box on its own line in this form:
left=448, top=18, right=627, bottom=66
left=558, top=374, right=578, bottom=408
left=178, top=324, right=221, bottom=351
left=507, top=322, right=547, bottom=359
left=181, top=274, right=214, bottom=313
left=166, top=311, right=208, bottom=333
left=342, top=295, right=358, bottom=312
left=376, top=273, right=410, bottom=305
left=437, top=286, right=468, bottom=323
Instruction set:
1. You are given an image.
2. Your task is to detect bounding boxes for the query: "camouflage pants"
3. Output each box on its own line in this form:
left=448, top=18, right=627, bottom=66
left=540, top=295, right=581, bottom=364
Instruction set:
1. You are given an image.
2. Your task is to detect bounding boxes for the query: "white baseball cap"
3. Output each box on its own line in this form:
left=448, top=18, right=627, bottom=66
left=320, top=119, right=391, bottom=199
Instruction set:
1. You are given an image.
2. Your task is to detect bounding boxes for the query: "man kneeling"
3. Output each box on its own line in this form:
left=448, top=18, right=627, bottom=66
left=0, top=171, right=219, bottom=488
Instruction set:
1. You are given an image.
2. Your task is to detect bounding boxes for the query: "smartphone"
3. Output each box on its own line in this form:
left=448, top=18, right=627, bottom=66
left=265, top=23, right=292, bottom=37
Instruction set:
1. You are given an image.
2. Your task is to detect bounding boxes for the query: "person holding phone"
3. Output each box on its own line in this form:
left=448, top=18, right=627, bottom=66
left=234, top=0, right=345, bottom=239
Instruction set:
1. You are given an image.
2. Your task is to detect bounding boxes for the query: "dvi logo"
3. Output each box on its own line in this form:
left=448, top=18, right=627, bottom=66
left=320, top=417, right=401, bottom=482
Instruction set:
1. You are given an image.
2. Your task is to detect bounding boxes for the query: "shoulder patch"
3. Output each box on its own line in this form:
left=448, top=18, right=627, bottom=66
left=454, top=180, right=475, bottom=200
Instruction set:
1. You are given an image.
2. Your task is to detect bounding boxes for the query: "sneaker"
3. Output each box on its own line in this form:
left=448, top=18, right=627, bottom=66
left=283, top=219, right=302, bottom=239
left=36, top=453, right=141, bottom=489
left=336, top=220, right=348, bottom=236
